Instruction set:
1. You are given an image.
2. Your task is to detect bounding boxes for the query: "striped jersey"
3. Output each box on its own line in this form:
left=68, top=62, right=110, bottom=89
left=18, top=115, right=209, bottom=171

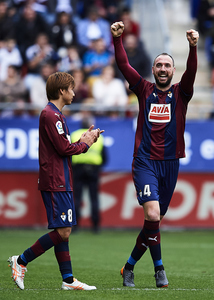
left=38, top=102, right=88, bottom=191
left=113, top=36, right=197, bottom=160
left=131, top=79, right=191, bottom=160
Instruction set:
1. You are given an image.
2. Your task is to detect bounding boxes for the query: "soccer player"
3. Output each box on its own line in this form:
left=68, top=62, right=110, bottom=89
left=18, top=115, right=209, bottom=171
left=111, top=21, right=199, bottom=288
left=8, top=72, right=103, bottom=291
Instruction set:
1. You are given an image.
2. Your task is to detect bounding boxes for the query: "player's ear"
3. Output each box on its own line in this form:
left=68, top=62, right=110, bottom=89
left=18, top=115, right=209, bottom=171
left=59, top=89, right=64, bottom=95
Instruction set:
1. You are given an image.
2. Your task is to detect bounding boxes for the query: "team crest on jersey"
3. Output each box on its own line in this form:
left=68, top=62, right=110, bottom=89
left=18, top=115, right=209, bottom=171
left=61, top=212, right=66, bottom=222
left=56, top=121, right=64, bottom=134
left=148, top=103, right=171, bottom=123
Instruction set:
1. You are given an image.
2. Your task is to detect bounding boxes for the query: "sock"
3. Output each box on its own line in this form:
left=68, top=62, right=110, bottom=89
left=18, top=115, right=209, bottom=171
left=17, top=256, right=27, bottom=266
left=18, top=230, right=63, bottom=265
left=155, top=265, right=164, bottom=273
left=143, top=220, right=163, bottom=269
left=125, top=229, right=148, bottom=271
left=54, top=238, right=73, bottom=282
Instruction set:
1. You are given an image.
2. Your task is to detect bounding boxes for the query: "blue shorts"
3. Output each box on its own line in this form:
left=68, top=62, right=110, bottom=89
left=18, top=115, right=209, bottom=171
left=132, top=157, right=179, bottom=215
left=41, top=191, right=77, bottom=229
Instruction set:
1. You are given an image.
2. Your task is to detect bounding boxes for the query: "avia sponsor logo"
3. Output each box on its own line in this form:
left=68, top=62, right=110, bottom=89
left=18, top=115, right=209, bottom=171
left=148, top=103, right=171, bottom=123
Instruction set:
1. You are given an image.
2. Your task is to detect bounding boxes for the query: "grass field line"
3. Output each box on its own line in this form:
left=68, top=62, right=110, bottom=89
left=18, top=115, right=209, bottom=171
left=111, top=288, right=214, bottom=291
left=1, top=288, right=213, bottom=292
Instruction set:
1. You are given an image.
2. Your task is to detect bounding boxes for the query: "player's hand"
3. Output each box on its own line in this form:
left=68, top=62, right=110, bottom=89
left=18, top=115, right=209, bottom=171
left=186, top=29, right=199, bottom=47
left=80, top=125, right=104, bottom=147
left=111, top=21, right=124, bottom=37
left=93, top=127, right=105, bottom=142
left=89, top=125, right=104, bottom=143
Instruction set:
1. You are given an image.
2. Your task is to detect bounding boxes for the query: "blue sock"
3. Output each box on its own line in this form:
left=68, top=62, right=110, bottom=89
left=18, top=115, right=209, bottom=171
left=125, top=229, right=148, bottom=270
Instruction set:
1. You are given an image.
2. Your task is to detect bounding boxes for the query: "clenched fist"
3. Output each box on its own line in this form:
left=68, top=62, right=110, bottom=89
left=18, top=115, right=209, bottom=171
left=111, top=21, right=125, bottom=38
left=186, top=29, right=199, bottom=47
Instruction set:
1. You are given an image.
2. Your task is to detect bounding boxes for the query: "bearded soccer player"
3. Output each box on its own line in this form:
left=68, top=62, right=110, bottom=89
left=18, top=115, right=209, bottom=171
left=111, top=21, right=199, bottom=288
left=8, top=72, right=103, bottom=291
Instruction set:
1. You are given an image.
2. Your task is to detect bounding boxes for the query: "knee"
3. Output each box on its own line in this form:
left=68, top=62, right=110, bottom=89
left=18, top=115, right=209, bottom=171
left=56, top=227, right=72, bottom=241
left=145, top=210, right=160, bottom=222
left=143, top=201, right=160, bottom=222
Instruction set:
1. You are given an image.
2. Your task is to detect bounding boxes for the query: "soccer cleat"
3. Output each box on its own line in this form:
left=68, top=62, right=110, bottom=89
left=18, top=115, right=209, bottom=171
left=154, top=270, right=168, bottom=288
left=8, top=256, right=27, bottom=290
left=61, top=278, right=97, bottom=290
left=120, top=266, right=135, bottom=287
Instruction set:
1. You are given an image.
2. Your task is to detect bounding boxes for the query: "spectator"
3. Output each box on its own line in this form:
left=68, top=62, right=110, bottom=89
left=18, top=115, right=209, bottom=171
left=0, top=38, right=23, bottom=81
left=31, top=0, right=56, bottom=25
left=15, top=4, right=50, bottom=61
left=196, top=0, right=214, bottom=36
left=99, top=0, right=122, bottom=23
left=29, top=62, right=56, bottom=112
left=0, top=64, right=28, bottom=103
left=9, top=0, right=27, bottom=12
left=72, top=68, right=90, bottom=104
left=0, top=65, right=29, bottom=118
left=190, top=0, right=201, bottom=20
left=195, top=0, right=214, bottom=64
left=76, top=5, right=111, bottom=50
left=92, top=65, right=128, bottom=116
left=123, top=34, right=151, bottom=79
left=51, top=11, right=77, bottom=51
left=55, top=0, right=73, bottom=15
left=0, top=0, right=15, bottom=41
left=74, top=0, right=121, bottom=23
left=117, top=34, right=151, bottom=112
left=58, top=45, right=82, bottom=72
left=24, top=33, right=59, bottom=89
left=119, top=6, right=140, bottom=40
left=83, top=37, right=114, bottom=88
left=71, top=114, right=107, bottom=233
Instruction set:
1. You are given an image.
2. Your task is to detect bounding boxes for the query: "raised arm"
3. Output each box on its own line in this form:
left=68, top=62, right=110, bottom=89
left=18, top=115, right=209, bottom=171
left=111, top=21, right=141, bottom=87
left=180, top=29, right=199, bottom=95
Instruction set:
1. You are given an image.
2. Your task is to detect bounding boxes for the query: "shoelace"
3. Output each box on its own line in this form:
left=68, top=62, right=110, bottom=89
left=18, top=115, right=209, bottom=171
left=19, top=265, right=27, bottom=280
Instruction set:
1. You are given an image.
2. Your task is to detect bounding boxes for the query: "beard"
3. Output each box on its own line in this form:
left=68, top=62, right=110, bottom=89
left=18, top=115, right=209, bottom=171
left=154, top=74, right=173, bottom=88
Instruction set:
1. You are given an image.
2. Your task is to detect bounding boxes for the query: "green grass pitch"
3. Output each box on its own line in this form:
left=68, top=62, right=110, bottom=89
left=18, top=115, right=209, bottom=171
left=0, top=229, right=214, bottom=300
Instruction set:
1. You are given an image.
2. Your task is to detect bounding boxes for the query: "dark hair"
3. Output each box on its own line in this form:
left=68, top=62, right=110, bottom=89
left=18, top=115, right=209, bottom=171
left=46, top=72, right=75, bottom=101
left=153, top=53, right=175, bottom=67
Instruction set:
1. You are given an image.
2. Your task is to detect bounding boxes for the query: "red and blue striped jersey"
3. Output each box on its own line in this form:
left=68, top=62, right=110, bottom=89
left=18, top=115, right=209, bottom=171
left=113, top=36, right=197, bottom=160
left=38, top=102, right=88, bottom=191
left=131, top=79, right=191, bottom=160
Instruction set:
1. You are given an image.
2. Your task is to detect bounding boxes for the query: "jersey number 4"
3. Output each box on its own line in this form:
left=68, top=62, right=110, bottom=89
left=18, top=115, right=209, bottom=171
left=144, top=184, right=151, bottom=197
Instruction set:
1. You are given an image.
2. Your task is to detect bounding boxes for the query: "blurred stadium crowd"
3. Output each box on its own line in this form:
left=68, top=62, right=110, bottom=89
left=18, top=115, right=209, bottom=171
left=191, top=0, right=214, bottom=119
left=1, top=0, right=214, bottom=119
left=0, top=0, right=152, bottom=119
